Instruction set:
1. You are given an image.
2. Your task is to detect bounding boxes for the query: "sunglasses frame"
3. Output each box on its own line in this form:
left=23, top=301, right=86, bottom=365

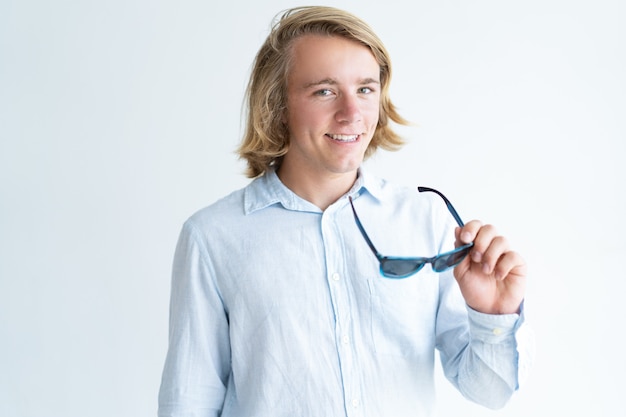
left=348, top=186, right=474, bottom=279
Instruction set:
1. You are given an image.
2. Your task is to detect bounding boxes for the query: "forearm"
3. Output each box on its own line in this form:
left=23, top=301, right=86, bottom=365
left=440, top=305, right=533, bottom=409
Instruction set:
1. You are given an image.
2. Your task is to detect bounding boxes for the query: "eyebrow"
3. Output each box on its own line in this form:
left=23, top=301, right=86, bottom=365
left=303, top=77, right=380, bottom=89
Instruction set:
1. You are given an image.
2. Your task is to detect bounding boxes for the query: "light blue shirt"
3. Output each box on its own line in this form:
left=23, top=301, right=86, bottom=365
left=158, top=168, right=532, bottom=417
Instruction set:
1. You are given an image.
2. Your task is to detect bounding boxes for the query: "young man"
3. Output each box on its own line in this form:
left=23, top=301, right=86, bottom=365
left=158, top=6, right=531, bottom=417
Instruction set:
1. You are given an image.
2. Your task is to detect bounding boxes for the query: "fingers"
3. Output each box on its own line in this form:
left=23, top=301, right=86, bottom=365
left=493, top=250, right=527, bottom=281
left=455, top=219, right=483, bottom=246
left=456, top=221, right=525, bottom=280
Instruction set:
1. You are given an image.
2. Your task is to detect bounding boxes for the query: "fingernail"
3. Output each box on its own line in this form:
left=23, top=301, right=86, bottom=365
left=472, top=251, right=482, bottom=262
left=461, top=232, right=472, bottom=243
left=482, top=263, right=490, bottom=274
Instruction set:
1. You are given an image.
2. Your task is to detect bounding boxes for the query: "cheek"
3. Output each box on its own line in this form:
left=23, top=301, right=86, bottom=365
left=364, top=98, right=381, bottom=119
left=366, top=106, right=380, bottom=128
left=292, top=106, right=328, bottom=130
left=286, top=111, right=308, bottom=133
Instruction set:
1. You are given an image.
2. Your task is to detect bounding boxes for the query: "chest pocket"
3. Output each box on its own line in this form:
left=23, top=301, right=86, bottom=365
left=368, top=272, right=439, bottom=357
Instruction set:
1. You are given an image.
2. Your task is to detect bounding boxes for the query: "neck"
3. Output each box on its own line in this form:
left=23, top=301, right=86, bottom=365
left=276, top=166, right=358, bottom=211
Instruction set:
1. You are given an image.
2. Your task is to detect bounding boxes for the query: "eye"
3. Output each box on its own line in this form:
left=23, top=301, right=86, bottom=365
left=314, top=88, right=333, bottom=96
left=358, top=86, right=374, bottom=94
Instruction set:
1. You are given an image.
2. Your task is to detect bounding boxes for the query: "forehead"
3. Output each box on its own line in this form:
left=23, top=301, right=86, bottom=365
left=287, top=35, right=380, bottom=84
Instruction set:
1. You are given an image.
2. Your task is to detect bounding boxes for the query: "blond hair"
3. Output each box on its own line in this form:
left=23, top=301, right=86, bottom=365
left=237, top=6, right=409, bottom=178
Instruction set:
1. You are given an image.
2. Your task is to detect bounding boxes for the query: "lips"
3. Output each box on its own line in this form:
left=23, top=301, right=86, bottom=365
left=327, top=133, right=359, bottom=142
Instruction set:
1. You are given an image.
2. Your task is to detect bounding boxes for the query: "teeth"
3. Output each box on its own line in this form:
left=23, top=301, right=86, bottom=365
left=329, top=134, right=358, bottom=142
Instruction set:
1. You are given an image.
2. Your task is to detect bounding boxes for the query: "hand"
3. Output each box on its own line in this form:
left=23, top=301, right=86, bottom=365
left=453, top=220, right=526, bottom=315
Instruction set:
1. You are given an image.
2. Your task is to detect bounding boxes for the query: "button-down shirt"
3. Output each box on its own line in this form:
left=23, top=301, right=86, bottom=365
left=158, top=168, right=532, bottom=417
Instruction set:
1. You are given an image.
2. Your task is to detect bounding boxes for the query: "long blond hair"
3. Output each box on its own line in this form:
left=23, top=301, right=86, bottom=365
left=237, top=6, right=409, bottom=178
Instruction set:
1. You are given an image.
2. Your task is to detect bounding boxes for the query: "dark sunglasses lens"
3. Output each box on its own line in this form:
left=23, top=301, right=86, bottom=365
left=381, top=259, right=425, bottom=278
left=433, top=246, right=471, bottom=272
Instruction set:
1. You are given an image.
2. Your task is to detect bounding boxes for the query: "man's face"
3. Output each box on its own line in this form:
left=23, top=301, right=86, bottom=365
left=281, top=34, right=381, bottom=180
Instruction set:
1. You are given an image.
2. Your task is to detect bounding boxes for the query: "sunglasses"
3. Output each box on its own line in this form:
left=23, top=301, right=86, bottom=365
left=349, top=186, right=474, bottom=279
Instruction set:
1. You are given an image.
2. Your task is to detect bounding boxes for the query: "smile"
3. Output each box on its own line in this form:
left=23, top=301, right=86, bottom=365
left=327, top=134, right=359, bottom=142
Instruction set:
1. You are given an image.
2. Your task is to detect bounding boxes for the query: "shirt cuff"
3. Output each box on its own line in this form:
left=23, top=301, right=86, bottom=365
left=466, top=302, right=525, bottom=344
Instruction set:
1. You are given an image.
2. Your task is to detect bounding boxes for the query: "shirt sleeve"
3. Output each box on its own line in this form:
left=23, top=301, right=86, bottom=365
left=436, top=272, right=534, bottom=410
left=158, top=220, right=231, bottom=417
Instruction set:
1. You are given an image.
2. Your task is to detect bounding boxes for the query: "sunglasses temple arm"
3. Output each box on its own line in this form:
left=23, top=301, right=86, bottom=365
left=417, top=186, right=466, bottom=227
left=348, top=197, right=382, bottom=258
left=445, top=202, right=465, bottom=227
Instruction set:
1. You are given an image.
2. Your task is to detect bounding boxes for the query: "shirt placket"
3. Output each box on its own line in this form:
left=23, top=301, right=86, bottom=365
left=321, top=204, right=363, bottom=417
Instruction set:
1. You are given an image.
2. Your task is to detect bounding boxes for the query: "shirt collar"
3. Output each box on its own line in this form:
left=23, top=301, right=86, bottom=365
left=243, top=166, right=385, bottom=215
left=348, top=167, right=385, bottom=202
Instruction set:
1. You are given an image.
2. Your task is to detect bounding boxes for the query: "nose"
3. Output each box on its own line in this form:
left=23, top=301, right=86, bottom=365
left=335, top=94, right=362, bottom=124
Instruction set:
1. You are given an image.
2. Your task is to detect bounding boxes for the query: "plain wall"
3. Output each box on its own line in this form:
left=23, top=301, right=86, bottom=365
left=1, top=0, right=624, bottom=416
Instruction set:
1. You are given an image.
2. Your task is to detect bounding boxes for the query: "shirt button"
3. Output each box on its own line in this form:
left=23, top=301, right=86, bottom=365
left=492, top=328, right=502, bottom=335
left=331, top=272, right=340, bottom=281
left=341, top=335, right=350, bottom=345
left=351, top=398, right=360, bottom=408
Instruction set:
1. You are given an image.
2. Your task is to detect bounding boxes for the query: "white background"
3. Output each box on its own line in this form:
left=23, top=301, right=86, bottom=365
left=1, top=0, right=624, bottom=416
